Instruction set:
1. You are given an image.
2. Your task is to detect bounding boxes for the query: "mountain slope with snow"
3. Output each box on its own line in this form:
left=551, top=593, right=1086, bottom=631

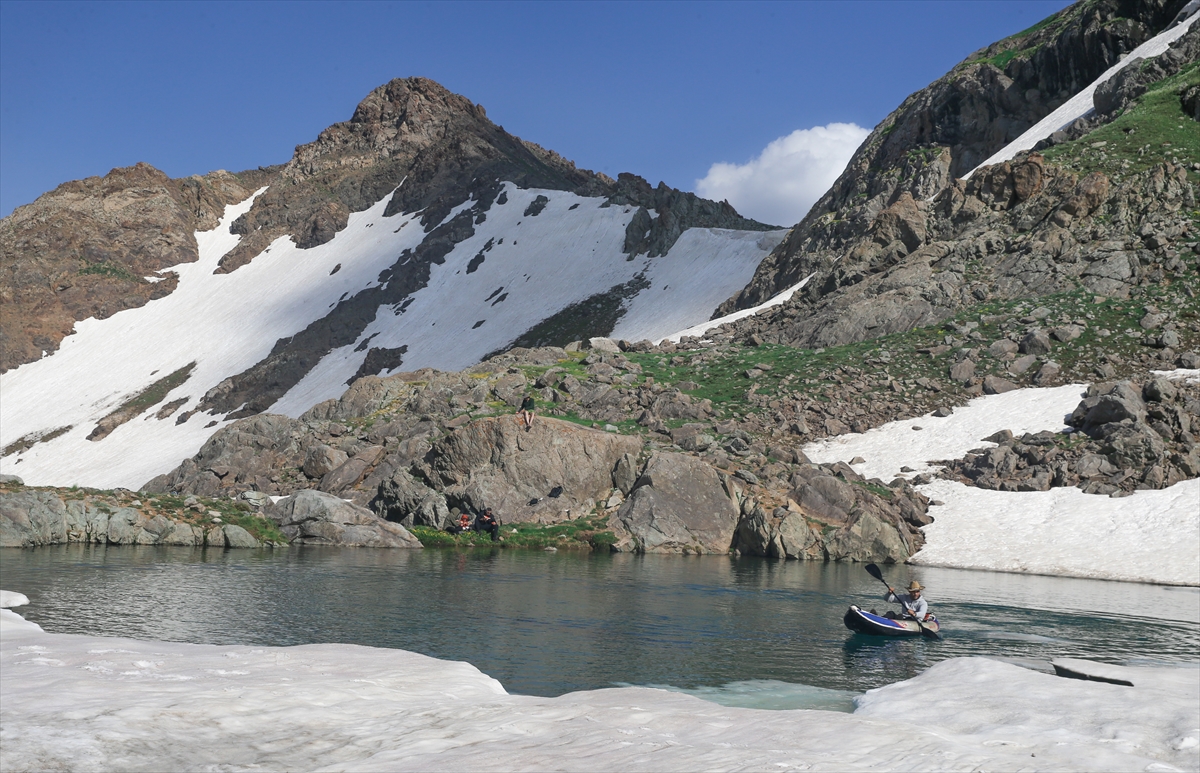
left=0, top=184, right=783, bottom=489
left=0, top=77, right=783, bottom=489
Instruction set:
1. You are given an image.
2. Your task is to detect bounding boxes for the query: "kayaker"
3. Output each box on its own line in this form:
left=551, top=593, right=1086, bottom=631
left=885, top=581, right=930, bottom=621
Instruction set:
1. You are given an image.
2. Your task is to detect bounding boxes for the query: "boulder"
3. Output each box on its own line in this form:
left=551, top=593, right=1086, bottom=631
left=1033, top=361, right=1061, bottom=386
left=1067, top=381, right=1146, bottom=434
left=304, top=444, right=349, bottom=479
left=585, top=337, right=621, bottom=353
left=220, top=524, right=260, bottom=548
left=615, top=452, right=739, bottom=554
left=982, top=375, right=1018, bottom=395
left=948, top=359, right=976, bottom=383
left=424, top=417, right=641, bottom=523
left=1009, top=354, right=1038, bottom=375
left=988, top=339, right=1018, bottom=357
left=1099, top=424, right=1165, bottom=468
left=240, top=490, right=273, bottom=508
left=612, top=453, right=639, bottom=495
left=1143, top=378, right=1177, bottom=403
left=776, top=512, right=818, bottom=558
left=0, top=475, right=24, bottom=485
left=1019, top=330, right=1052, bottom=355
left=265, top=490, right=421, bottom=548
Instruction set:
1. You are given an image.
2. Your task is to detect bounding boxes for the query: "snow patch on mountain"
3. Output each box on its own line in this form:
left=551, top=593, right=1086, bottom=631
left=968, top=7, right=1198, bottom=176
left=803, top=383, right=1200, bottom=586
left=659, top=272, right=813, bottom=343
left=0, top=186, right=783, bottom=489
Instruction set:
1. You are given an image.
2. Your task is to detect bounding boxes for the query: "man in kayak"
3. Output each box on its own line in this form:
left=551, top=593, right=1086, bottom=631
left=885, top=581, right=930, bottom=621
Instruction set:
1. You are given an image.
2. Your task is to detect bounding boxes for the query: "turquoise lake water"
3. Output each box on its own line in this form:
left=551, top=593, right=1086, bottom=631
left=3, top=545, right=1197, bottom=709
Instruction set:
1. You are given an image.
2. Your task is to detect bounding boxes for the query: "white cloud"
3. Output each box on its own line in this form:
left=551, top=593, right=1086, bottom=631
left=696, top=123, right=869, bottom=227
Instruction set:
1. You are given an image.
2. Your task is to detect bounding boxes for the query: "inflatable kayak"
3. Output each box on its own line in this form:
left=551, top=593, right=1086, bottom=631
left=843, top=605, right=940, bottom=637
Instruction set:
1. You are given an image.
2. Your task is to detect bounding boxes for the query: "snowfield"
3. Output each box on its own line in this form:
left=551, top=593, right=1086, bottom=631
left=0, top=187, right=784, bottom=490
left=804, top=380, right=1200, bottom=586
left=2, top=599, right=1197, bottom=773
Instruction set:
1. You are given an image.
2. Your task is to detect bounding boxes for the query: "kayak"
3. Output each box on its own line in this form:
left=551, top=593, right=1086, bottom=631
left=843, top=605, right=940, bottom=637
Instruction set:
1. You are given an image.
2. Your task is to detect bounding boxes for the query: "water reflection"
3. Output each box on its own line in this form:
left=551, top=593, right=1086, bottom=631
left=2, top=544, right=1196, bottom=698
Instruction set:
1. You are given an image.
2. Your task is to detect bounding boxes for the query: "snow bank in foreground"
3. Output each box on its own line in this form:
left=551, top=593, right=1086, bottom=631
left=2, top=604, right=1196, bottom=772
left=803, top=384, right=1200, bottom=586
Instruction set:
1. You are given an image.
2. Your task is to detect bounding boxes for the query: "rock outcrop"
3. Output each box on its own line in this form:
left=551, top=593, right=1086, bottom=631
left=0, top=486, right=262, bottom=548
left=613, top=452, right=740, bottom=554
left=731, top=461, right=929, bottom=563
left=941, top=376, right=1200, bottom=495
left=263, top=490, right=421, bottom=548
left=413, top=417, right=641, bottom=524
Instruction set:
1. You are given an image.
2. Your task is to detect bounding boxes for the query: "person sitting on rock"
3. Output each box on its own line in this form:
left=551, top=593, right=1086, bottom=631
left=885, top=581, right=930, bottom=621
left=446, top=511, right=470, bottom=535
left=473, top=507, right=501, bottom=542
left=517, top=394, right=536, bottom=431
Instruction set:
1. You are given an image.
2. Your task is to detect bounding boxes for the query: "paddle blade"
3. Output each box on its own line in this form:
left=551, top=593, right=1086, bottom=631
left=865, top=563, right=884, bottom=582
left=920, top=626, right=942, bottom=641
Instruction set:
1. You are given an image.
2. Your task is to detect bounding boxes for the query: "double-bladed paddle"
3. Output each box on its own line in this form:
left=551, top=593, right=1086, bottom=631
left=864, top=563, right=941, bottom=640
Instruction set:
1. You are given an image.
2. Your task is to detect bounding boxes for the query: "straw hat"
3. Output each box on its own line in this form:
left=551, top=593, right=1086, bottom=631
left=907, top=581, right=924, bottom=592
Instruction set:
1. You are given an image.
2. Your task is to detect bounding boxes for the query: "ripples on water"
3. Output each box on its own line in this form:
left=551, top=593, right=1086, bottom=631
left=2, top=545, right=1197, bottom=709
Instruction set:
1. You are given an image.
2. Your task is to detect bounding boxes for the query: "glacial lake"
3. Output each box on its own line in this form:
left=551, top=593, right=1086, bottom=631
left=3, top=545, right=1197, bottom=710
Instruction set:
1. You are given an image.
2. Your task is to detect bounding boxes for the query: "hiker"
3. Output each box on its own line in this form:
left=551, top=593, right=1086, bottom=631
left=473, top=507, right=501, bottom=542
left=517, top=393, right=536, bottom=431
left=446, top=511, right=470, bottom=535
left=884, top=581, right=930, bottom=621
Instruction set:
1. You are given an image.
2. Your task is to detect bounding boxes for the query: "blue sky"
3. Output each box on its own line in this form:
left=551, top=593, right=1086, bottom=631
left=1, top=0, right=1071, bottom=220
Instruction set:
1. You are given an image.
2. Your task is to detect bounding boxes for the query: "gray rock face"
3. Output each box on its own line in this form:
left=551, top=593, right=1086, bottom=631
left=731, top=465, right=927, bottom=563
left=1068, top=381, right=1146, bottom=434
left=1, top=490, right=210, bottom=548
left=265, top=490, right=421, bottom=548
left=1, top=490, right=69, bottom=547
left=419, top=417, right=641, bottom=523
left=143, top=413, right=304, bottom=497
left=375, top=470, right=450, bottom=529
left=615, top=452, right=739, bottom=554
left=716, top=0, right=1189, bottom=347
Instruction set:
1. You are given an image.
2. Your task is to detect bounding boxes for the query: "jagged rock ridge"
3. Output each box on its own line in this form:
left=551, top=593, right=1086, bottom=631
left=721, top=0, right=1194, bottom=320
